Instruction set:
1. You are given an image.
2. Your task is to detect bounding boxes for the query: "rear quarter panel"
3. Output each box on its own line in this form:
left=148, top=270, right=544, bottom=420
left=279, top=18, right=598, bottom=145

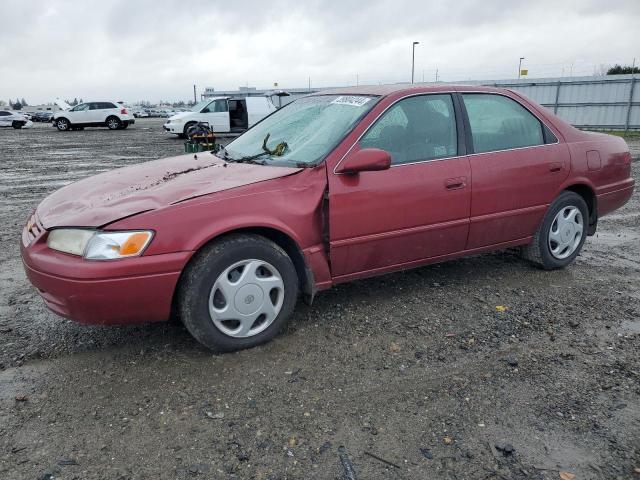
left=565, top=132, right=634, bottom=216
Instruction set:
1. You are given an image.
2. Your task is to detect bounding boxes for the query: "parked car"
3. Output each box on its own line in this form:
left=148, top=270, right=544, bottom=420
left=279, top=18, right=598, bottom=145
left=164, top=96, right=276, bottom=137
left=32, top=111, right=54, bottom=122
left=0, top=110, right=33, bottom=129
left=133, top=110, right=150, bottom=118
left=21, top=85, right=635, bottom=352
left=52, top=101, right=134, bottom=131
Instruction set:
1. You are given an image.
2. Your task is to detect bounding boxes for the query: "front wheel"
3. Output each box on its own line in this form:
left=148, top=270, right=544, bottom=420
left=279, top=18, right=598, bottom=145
left=521, top=191, right=589, bottom=269
left=55, top=118, right=70, bottom=131
left=181, top=122, right=197, bottom=138
left=178, top=234, right=299, bottom=352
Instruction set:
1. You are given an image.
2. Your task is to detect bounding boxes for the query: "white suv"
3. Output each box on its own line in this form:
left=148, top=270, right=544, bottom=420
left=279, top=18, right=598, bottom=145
left=53, top=102, right=135, bottom=131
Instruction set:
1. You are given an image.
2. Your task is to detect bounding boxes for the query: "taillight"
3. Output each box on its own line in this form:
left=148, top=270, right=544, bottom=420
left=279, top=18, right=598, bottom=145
left=121, top=108, right=128, bottom=115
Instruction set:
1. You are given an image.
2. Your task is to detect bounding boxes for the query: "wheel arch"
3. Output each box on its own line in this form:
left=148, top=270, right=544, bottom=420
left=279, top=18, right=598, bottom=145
left=183, top=121, right=197, bottom=136
left=563, top=183, right=597, bottom=235
left=172, top=226, right=315, bottom=319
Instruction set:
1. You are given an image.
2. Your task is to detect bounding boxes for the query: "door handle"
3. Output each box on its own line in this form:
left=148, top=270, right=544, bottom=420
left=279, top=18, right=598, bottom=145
left=445, top=177, right=467, bottom=190
left=548, top=162, right=563, bottom=172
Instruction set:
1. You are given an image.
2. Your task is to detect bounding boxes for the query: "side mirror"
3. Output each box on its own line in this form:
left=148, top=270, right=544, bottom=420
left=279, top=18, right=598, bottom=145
left=335, top=148, right=391, bottom=174
left=202, top=108, right=210, bottom=113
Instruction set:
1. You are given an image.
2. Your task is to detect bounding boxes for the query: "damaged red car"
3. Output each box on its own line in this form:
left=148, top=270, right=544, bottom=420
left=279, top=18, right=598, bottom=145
left=21, top=85, right=635, bottom=351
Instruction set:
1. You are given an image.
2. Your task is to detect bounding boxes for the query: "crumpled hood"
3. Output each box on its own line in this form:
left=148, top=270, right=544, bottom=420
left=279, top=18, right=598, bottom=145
left=37, top=153, right=301, bottom=228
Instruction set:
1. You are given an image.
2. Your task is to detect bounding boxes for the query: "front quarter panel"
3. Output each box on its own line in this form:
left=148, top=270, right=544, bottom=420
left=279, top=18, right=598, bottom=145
left=106, top=166, right=330, bottom=283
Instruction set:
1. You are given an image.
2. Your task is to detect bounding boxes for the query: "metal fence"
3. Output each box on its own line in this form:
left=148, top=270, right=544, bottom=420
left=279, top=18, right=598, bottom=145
left=474, top=75, right=639, bottom=131
left=204, top=74, right=640, bottom=130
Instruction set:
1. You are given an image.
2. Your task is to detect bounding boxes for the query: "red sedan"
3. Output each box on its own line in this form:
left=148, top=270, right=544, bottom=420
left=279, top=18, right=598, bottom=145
left=21, top=85, right=634, bottom=351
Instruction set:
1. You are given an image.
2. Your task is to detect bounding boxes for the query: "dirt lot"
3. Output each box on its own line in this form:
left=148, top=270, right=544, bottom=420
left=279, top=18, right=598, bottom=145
left=0, top=119, right=638, bottom=480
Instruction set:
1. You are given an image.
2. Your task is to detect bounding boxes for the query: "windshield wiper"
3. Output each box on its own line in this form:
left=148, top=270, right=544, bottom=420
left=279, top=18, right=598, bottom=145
left=214, top=147, right=267, bottom=165
left=214, top=133, right=289, bottom=166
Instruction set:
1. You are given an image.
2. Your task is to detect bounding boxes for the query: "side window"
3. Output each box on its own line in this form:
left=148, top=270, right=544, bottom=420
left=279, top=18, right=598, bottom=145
left=89, top=103, right=101, bottom=110
left=360, top=94, right=457, bottom=165
left=213, top=99, right=228, bottom=113
left=73, top=103, right=90, bottom=111
left=0, top=111, right=10, bottom=116
left=100, top=102, right=116, bottom=109
left=462, top=94, right=544, bottom=153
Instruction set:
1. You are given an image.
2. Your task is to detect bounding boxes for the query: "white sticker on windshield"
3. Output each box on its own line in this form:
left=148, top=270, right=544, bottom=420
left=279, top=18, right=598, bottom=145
left=331, top=96, right=371, bottom=107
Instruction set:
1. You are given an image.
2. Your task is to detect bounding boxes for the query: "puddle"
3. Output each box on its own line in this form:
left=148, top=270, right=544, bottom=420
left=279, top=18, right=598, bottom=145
left=590, top=230, right=640, bottom=247
left=621, top=318, right=640, bottom=334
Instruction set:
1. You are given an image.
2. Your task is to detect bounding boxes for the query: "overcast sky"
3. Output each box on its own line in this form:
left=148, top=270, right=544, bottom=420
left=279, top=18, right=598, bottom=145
left=1, top=0, right=638, bottom=104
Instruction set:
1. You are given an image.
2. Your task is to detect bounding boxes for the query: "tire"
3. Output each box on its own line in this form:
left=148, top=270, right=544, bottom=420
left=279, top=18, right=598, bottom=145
left=178, top=234, right=299, bottom=352
left=521, top=191, right=589, bottom=270
left=106, top=116, right=121, bottom=130
left=182, top=122, right=196, bottom=138
left=12, top=121, right=24, bottom=129
left=55, top=118, right=70, bottom=131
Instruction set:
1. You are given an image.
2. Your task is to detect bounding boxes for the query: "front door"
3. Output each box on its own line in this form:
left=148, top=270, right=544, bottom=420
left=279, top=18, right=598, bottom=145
left=69, top=103, right=91, bottom=124
left=328, top=93, right=471, bottom=280
left=201, top=99, right=230, bottom=133
left=460, top=93, right=571, bottom=249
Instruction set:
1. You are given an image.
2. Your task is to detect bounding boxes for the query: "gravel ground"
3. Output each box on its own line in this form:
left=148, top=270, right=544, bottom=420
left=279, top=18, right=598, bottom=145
left=0, top=120, right=639, bottom=480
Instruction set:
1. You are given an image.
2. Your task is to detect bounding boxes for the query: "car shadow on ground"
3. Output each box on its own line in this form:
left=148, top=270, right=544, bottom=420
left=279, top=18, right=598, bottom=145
left=15, top=248, right=553, bottom=362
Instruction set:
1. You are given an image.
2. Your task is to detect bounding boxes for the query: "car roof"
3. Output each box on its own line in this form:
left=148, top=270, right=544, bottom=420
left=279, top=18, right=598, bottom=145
left=314, top=83, right=508, bottom=97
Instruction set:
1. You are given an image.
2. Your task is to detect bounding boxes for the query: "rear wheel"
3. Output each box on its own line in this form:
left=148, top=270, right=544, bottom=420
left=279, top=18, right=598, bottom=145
left=106, top=116, right=121, bottom=130
left=521, top=191, right=589, bottom=269
left=12, top=121, right=25, bottom=129
left=55, top=118, right=70, bottom=131
left=178, top=234, right=299, bottom=352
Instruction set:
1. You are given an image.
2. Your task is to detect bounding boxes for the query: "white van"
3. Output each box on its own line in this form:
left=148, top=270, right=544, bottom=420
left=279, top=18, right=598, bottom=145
left=163, top=96, right=277, bottom=137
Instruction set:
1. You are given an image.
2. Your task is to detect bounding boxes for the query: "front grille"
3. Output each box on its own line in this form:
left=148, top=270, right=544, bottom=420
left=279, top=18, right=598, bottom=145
left=23, top=213, right=45, bottom=246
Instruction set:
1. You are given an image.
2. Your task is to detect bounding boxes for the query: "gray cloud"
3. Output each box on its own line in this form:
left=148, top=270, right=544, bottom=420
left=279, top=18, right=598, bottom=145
left=0, top=0, right=638, bottom=104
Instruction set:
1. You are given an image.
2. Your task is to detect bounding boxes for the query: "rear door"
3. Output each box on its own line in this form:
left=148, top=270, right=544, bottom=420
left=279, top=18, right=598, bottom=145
left=88, top=102, right=108, bottom=123
left=0, top=111, right=11, bottom=126
left=460, top=93, right=570, bottom=248
left=328, top=93, right=471, bottom=279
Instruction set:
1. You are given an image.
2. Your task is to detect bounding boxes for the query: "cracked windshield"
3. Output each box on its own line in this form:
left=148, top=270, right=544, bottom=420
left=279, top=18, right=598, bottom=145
left=224, top=95, right=377, bottom=166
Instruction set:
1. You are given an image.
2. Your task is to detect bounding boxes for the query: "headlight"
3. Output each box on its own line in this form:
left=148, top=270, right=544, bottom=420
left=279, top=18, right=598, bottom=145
left=170, top=118, right=183, bottom=123
left=47, top=229, right=95, bottom=256
left=47, top=229, right=153, bottom=260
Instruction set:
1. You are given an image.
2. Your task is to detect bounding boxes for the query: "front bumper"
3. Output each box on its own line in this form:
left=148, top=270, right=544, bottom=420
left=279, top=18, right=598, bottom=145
left=21, top=224, right=192, bottom=325
left=163, top=121, right=182, bottom=134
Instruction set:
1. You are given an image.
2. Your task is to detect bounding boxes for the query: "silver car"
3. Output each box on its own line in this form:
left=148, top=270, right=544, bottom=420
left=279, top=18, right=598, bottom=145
left=0, top=110, right=33, bottom=129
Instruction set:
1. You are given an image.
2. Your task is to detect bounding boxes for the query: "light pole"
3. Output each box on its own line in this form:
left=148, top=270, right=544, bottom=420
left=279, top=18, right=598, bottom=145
left=518, top=57, right=525, bottom=79
left=411, top=41, right=419, bottom=83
